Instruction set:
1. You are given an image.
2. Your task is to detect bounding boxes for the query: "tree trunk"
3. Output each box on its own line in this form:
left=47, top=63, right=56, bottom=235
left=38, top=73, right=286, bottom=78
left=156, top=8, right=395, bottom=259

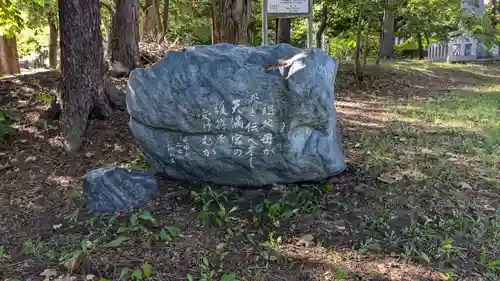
left=275, top=19, right=279, bottom=43
left=492, top=0, right=499, bottom=51
left=49, top=17, right=58, bottom=69
left=316, top=0, right=328, bottom=49
left=375, top=17, right=383, bottom=65
left=211, top=0, right=252, bottom=45
left=163, top=0, right=169, bottom=37
left=363, top=19, right=370, bottom=66
left=143, top=0, right=155, bottom=38
left=380, top=0, right=395, bottom=59
left=101, top=2, right=115, bottom=59
left=277, top=19, right=291, bottom=44
left=354, top=0, right=363, bottom=80
left=154, top=0, right=163, bottom=35
left=58, top=0, right=112, bottom=151
left=417, top=32, right=423, bottom=60
left=110, top=0, right=140, bottom=70
left=0, top=35, right=20, bottom=76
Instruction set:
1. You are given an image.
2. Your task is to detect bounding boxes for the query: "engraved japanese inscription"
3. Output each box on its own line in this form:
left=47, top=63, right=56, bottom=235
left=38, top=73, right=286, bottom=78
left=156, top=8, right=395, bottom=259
left=126, top=43, right=346, bottom=186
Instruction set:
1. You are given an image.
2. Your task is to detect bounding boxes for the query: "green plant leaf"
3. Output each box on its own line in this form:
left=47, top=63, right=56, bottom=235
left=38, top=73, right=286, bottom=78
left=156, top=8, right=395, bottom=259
left=218, top=204, right=226, bottom=218
left=138, top=211, right=154, bottom=222
left=221, top=273, right=238, bottom=281
left=202, top=256, right=209, bottom=267
left=202, top=200, right=213, bottom=211
left=132, top=269, right=143, bottom=280
left=117, top=226, right=129, bottom=233
left=105, top=236, right=129, bottom=248
left=81, top=238, right=88, bottom=251
left=187, top=274, right=194, bottom=281
left=130, top=213, right=139, bottom=226
left=0, top=246, right=4, bottom=258
left=324, top=184, right=335, bottom=191
left=120, top=267, right=130, bottom=277
left=165, top=226, right=181, bottom=236
left=142, top=263, right=152, bottom=278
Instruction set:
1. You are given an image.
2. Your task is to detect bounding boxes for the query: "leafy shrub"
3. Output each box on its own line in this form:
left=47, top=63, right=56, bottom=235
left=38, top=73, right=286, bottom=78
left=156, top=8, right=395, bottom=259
left=0, top=109, right=19, bottom=140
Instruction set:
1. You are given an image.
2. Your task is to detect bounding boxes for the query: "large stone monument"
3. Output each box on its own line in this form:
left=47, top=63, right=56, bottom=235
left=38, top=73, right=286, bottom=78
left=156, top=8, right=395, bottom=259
left=126, top=43, right=346, bottom=186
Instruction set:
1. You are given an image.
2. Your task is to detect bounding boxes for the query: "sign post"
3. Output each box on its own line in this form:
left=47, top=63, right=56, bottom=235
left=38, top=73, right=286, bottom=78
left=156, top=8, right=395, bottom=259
left=262, top=0, right=313, bottom=48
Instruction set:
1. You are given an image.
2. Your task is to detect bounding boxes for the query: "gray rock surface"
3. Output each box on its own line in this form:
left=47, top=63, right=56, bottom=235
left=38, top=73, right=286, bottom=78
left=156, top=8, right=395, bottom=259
left=126, top=43, right=346, bottom=186
left=83, top=167, right=160, bottom=213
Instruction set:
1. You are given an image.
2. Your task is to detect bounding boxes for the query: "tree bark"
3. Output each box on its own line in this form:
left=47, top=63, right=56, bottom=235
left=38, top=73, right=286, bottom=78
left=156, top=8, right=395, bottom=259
left=58, top=0, right=112, bottom=151
left=355, top=0, right=363, bottom=80
left=0, top=35, right=20, bottom=76
left=162, top=0, right=170, bottom=38
left=316, top=0, right=328, bottom=48
left=380, top=0, right=395, bottom=59
left=49, top=17, right=58, bottom=69
left=275, top=19, right=279, bottom=43
left=363, top=19, right=370, bottom=66
left=375, top=17, right=383, bottom=65
left=154, top=0, right=163, bottom=35
left=211, top=0, right=252, bottom=45
left=277, top=19, right=291, bottom=44
left=143, top=0, right=155, bottom=38
left=417, top=32, right=423, bottom=60
left=110, top=0, right=140, bottom=70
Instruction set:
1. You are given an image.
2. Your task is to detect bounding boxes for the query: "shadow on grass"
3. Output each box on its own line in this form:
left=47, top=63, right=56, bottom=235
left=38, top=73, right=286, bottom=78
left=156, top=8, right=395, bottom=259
left=317, top=85, right=500, bottom=279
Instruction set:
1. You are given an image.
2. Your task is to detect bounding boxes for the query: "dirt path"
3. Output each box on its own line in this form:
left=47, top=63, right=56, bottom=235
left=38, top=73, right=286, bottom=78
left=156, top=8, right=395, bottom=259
left=0, top=61, right=499, bottom=281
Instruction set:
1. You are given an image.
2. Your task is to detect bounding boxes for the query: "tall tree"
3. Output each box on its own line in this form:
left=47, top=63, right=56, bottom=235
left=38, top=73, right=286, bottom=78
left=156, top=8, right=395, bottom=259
left=163, top=0, right=169, bottom=36
left=0, top=0, right=23, bottom=75
left=212, top=0, right=252, bottom=44
left=316, top=0, right=328, bottom=48
left=143, top=0, right=162, bottom=38
left=15, top=0, right=59, bottom=68
left=48, top=14, right=58, bottom=69
left=58, top=0, right=113, bottom=151
left=277, top=18, right=291, bottom=43
left=0, top=35, right=20, bottom=75
left=143, top=0, right=156, bottom=38
left=354, top=0, right=363, bottom=80
left=380, top=0, right=395, bottom=58
left=363, top=18, right=370, bottom=66
left=109, top=0, right=139, bottom=70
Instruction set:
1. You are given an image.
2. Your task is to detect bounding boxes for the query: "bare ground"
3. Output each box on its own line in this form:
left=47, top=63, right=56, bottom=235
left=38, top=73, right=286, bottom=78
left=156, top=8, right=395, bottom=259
left=0, top=61, right=499, bottom=281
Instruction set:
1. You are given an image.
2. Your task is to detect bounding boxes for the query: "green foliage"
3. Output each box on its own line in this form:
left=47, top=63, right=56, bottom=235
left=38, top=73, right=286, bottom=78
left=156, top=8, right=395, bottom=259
left=0, top=109, right=19, bottom=140
left=397, top=0, right=461, bottom=42
left=191, top=185, right=238, bottom=230
left=0, top=0, right=24, bottom=37
left=167, top=0, right=212, bottom=44
left=16, top=0, right=57, bottom=30
left=460, top=12, right=500, bottom=50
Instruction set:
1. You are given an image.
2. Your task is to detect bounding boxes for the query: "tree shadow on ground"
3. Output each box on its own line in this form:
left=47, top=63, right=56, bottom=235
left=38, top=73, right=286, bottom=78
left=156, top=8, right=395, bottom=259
left=1, top=64, right=499, bottom=281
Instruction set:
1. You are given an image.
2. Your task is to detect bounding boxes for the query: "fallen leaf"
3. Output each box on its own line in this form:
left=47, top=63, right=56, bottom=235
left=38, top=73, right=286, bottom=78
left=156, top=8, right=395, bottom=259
left=297, top=234, right=315, bottom=247
left=54, top=276, right=77, bottom=281
left=105, top=236, right=130, bottom=248
left=40, top=268, right=57, bottom=281
left=299, top=234, right=314, bottom=242
left=63, top=251, right=85, bottom=272
left=377, top=263, right=388, bottom=274
left=25, top=156, right=37, bottom=162
left=52, top=224, right=62, bottom=230
left=377, top=172, right=403, bottom=184
left=456, top=181, right=472, bottom=189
